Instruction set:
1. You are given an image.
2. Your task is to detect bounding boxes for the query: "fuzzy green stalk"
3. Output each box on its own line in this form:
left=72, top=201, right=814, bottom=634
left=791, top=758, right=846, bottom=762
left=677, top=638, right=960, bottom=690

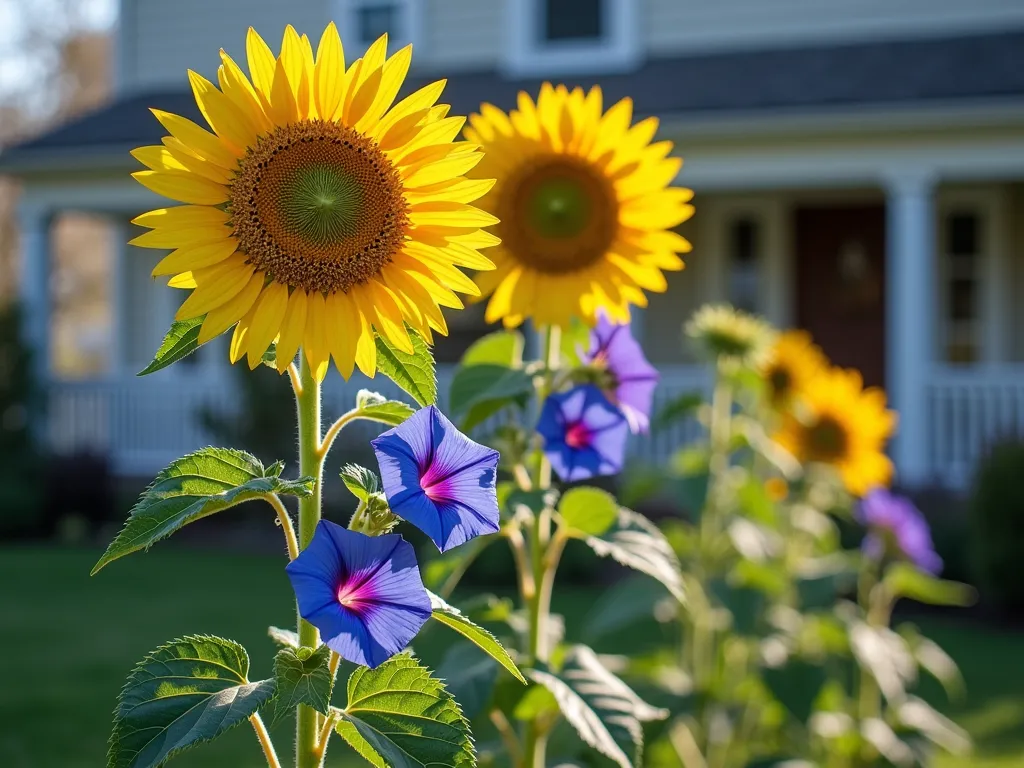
left=855, top=559, right=889, bottom=767
left=294, top=355, right=325, bottom=768
left=521, top=325, right=564, bottom=768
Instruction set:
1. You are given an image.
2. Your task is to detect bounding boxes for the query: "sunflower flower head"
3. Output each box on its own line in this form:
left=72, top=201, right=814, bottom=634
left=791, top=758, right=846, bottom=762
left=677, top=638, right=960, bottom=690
left=130, top=25, right=500, bottom=380
left=464, top=83, right=693, bottom=329
left=686, top=304, right=776, bottom=369
left=775, top=367, right=898, bottom=497
left=762, top=329, right=829, bottom=408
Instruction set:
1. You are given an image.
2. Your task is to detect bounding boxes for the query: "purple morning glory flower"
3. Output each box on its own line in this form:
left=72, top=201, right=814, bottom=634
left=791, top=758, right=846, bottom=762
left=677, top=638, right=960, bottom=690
left=582, top=313, right=659, bottom=433
left=858, top=489, right=943, bottom=574
left=372, top=405, right=500, bottom=553
left=538, top=384, right=629, bottom=482
left=285, top=521, right=431, bottom=668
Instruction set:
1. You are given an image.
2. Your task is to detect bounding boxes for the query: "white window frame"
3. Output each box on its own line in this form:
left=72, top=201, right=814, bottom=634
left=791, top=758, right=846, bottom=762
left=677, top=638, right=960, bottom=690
left=334, top=0, right=423, bottom=54
left=937, top=186, right=1009, bottom=365
left=503, top=0, right=640, bottom=77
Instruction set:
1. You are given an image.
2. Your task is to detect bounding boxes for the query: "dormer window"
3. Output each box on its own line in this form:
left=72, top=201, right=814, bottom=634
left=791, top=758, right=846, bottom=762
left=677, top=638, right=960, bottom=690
left=543, top=0, right=602, bottom=42
left=505, top=0, right=639, bottom=76
left=335, top=0, right=421, bottom=52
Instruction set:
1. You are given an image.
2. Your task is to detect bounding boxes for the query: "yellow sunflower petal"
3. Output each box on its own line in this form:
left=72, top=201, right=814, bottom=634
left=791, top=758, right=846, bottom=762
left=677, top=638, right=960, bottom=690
left=408, top=202, right=499, bottom=229
left=187, top=70, right=257, bottom=151
left=402, top=152, right=484, bottom=187
left=268, top=54, right=300, bottom=125
left=326, top=291, right=359, bottom=379
left=132, top=205, right=229, bottom=230
left=314, top=22, right=346, bottom=121
left=404, top=177, right=496, bottom=205
left=167, top=272, right=197, bottom=289
left=275, top=289, right=308, bottom=373
left=199, top=272, right=264, bottom=344
left=175, top=257, right=255, bottom=319
left=246, top=281, right=290, bottom=368
left=246, top=27, right=277, bottom=103
left=353, top=307, right=377, bottom=377
left=218, top=50, right=272, bottom=133
left=162, top=137, right=235, bottom=185
left=303, top=291, right=330, bottom=382
left=152, top=239, right=238, bottom=276
left=151, top=109, right=240, bottom=168
left=374, top=79, right=447, bottom=140
left=132, top=171, right=228, bottom=205
left=129, top=224, right=231, bottom=249
left=356, top=44, right=412, bottom=132
left=230, top=303, right=259, bottom=363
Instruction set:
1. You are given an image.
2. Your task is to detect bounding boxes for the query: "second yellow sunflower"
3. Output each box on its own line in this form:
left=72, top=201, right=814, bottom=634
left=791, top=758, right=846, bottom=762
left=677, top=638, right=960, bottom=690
left=465, top=84, right=693, bottom=328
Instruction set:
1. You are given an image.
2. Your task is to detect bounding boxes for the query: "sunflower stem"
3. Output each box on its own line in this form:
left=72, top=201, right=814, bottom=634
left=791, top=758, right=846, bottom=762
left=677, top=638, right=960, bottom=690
left=294, top=354, right=325, bottom=768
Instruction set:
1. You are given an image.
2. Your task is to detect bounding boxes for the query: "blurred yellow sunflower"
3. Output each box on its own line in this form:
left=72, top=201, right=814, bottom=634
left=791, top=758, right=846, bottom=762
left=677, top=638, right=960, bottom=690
left=463, top=84, right=693, bottom=328
left=763, top=330, right=828, bottom=407
left=130, top=25, right=498, bottom=380
left=775, top=367, right=897, bottom=496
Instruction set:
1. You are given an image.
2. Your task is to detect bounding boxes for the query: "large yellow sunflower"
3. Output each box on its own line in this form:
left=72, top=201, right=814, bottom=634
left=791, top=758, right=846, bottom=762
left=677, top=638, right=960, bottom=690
left=762, top=330, right=828, bottom=408
left=775, top=367, right=897, bottom=496
left=130, top=25, right=499, bottom=380
left=463, top=83, right=693, bottom=328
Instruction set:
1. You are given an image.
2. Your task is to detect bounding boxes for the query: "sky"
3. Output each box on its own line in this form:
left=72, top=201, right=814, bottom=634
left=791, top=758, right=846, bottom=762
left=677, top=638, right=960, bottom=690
left=0, top=0, right=117, bottom=106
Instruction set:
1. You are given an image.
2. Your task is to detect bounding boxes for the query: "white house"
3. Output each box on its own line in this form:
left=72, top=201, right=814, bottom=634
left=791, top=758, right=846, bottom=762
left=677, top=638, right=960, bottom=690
left=3, top=0, right=1024, bottom=487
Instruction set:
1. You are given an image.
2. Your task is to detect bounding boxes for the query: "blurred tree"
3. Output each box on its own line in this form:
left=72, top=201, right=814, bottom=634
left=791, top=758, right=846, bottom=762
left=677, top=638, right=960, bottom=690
left=0, top=304, right=43, bottom=536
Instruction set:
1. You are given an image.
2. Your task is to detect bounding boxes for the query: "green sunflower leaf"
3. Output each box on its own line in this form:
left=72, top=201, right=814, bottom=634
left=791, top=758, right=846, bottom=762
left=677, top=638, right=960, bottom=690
left=583, top=507, right=686, bottom=603
left=374, top=330, right=437, bottom=406
left=108, top=635, right=275, bottom=768
left=92, top=448, right=312, bottom=574
left=428, top=591, right=526, bottom=684
left=271, top=645, right=334, bottom=725
left=334, top=653, right=474, bottom=768
left=138, top=316, right=206, bottom=376
left=449, top=363, right=533, bottom=431
left=354, top=389, right=417, bottom=426
left=527, top=645, right=667, bottom=768
left=559, top=486, right=619, bottom=537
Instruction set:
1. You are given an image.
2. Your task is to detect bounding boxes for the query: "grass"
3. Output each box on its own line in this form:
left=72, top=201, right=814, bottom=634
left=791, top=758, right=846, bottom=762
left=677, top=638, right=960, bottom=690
left=1, top=547, right=1022, bottom=767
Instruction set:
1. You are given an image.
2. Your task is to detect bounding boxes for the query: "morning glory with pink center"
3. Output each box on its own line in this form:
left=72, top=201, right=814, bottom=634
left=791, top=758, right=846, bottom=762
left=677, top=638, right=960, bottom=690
left=285, top=521, right=431, bottom=668
left=583, top=312, right=660, bottom=433
left=538, top=384, right=629, bottom=482
left=372, top=405, right=500, bottom=552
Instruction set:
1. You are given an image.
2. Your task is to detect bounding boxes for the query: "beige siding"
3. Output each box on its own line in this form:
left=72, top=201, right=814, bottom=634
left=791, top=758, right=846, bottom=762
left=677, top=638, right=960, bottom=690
left=122, top=0, right=327, bottom=90
left=644, top=0, right=1024, bottom=55
left=421, top=0, right=502, bottom=71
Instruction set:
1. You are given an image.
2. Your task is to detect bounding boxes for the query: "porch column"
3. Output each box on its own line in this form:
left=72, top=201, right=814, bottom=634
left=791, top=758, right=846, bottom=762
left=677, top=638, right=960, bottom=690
left=885, top=172, right=936, bottom=487
left=17, top=204, right=53, bottom=381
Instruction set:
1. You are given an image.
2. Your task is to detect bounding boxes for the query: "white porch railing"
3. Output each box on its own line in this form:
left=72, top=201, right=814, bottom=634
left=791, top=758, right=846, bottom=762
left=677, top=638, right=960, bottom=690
left=46, top=365, right=1024, bottom=487
left=45, top=365, right=713, bottom=477
left=926, top=366, right=1024, bottom=488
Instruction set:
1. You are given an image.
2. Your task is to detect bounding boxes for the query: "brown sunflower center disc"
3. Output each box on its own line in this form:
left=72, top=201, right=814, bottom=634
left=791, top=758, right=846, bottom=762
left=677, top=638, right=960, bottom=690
left=229, top=119, right=409, bottom=294
left=805, top=415, right=849, bottom=462
left=498, top=156, right=618, bottom=275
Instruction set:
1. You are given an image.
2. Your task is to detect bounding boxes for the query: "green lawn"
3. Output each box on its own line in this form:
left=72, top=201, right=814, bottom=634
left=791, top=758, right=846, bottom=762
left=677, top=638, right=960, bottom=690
left=1, top=547, right=1022, bottom=767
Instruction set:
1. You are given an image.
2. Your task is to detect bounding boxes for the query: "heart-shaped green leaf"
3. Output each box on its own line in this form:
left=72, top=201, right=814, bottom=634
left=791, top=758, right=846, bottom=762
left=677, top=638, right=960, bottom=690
left=334, top=653, right=474, bottom=768
left=449, top=364, right=533, bottom=431
left=528, top=645, right=667, bottom=768
left=461, top=330, right=524, bottom=367
left=108, top=635, right=274, bottom=768
left=559, top=486, right=619, bottom=536
left=271, top=645, right=334, bottom=725
left=374, top=330, right=436, bottom=406
left=93, top=448, right=312, bottom=574
left=429, top=591, right=526, bottom=683
left=584, top=507, right=685, bottom=602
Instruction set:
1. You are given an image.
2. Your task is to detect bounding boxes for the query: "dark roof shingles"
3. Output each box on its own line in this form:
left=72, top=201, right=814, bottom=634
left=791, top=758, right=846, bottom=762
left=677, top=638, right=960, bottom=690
left=4, top=29, right=1024, bottom=165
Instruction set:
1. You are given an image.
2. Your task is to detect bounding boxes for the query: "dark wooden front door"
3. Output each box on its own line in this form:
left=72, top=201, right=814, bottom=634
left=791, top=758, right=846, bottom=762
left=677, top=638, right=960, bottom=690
left=795, top=205, right=886, bottom=389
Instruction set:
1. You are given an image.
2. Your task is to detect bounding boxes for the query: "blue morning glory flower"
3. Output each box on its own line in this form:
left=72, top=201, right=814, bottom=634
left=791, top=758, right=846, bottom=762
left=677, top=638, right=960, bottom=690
left=538, top=385, right=629, bottom=482
left=858, top=489, right=943, bottom=574
left=583, top=312, right=659, bottom=434
left=285, top=521, right=431, bottom=668
left=372, top=405, right=500, bottom=552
